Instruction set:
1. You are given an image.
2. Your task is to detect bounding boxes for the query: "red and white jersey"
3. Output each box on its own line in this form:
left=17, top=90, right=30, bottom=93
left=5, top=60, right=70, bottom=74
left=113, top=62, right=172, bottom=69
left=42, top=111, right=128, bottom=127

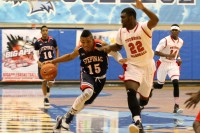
left=116, top=22, right=154, bottom=66
left=155, top=35, right=184, bottom=63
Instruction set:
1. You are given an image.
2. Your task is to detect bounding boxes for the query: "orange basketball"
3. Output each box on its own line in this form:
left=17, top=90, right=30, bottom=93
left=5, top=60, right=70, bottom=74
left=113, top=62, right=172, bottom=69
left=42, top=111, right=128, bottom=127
left=40, top=63, right=57, bottom=80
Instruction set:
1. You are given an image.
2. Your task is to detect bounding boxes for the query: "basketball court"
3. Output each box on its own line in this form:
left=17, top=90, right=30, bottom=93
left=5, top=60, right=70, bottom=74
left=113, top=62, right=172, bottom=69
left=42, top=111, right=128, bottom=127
left=0, top=83, right=199, bottom=133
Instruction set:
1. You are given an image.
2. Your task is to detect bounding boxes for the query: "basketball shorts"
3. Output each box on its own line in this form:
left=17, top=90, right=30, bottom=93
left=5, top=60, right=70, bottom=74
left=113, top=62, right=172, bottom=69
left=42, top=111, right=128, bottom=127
left=156, top=60, right=180, bottom=84
left=123, top=60, right=156, bottom=98
left=80, top=72, right=106, bottom=104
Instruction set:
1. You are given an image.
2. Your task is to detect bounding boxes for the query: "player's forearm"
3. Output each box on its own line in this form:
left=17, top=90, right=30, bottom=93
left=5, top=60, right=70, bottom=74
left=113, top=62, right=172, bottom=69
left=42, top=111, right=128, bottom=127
left=109, top=51, right=123, bottom=62
left=155, top=51, right=170, bottom=58
left=52, top=54, right=74, bottom=64
left=142, top=7, right=159, bottom=27
left=109, top=44, right=122, bottom=51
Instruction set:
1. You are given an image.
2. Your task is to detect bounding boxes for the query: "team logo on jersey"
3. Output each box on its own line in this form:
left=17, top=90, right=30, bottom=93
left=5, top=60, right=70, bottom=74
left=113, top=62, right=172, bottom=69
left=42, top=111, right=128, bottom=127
left=6, top=1, right=54, bottom=15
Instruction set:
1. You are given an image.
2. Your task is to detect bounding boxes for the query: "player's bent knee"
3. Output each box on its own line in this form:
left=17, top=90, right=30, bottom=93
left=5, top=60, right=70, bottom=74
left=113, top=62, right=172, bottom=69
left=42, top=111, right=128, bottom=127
left=153, top=83, right=163, bottom=89
left=83, top=89, right=93, bottom=100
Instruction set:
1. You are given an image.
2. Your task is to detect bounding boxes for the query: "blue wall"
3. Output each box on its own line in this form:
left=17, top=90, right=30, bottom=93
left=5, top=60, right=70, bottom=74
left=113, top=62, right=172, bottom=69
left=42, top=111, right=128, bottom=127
left=0, top=29, right=200, bottom=81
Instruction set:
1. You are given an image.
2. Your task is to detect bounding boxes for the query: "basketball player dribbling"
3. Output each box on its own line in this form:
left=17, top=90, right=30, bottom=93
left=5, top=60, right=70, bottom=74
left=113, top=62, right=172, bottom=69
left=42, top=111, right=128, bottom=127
left=49, top=30, right=123, bottom=132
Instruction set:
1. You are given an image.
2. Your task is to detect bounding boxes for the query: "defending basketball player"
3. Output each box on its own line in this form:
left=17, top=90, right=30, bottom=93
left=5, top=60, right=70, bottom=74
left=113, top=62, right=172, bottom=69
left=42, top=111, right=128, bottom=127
left=153, top=24, right=184, bottom=114
left=46, top=30, right=123, bottom=132
left=96, top=0, right=159, bottom=132
left=34, top=25, right=59, bottom=106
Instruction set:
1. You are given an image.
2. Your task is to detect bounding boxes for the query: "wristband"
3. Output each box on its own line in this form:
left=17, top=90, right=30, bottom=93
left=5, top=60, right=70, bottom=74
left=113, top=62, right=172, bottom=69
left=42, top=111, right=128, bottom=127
left=177, top=57, right=181, bottom=59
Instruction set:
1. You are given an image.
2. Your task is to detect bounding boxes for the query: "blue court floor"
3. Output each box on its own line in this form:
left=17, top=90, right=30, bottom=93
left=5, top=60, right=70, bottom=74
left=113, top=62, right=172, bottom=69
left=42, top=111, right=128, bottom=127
left=0, top=84, right=198, bottom=133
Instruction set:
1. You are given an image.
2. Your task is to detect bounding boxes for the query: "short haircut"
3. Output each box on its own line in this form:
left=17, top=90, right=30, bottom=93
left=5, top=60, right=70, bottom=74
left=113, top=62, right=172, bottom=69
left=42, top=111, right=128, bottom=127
left=121, top=7, right=136, bottom=19
left=171, top=24, right=179, bottom=27
left=81, top=30, right=92, bottom=37
left=41, top=25, right=48, bottom=31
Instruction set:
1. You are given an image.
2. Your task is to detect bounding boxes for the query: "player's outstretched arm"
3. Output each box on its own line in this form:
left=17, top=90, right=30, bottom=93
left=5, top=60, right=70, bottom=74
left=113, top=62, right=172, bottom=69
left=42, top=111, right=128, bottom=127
left=109, top=51, right=124, bottom=64
left=51, top=48, right=79, bottom=64
left=132, top=0, right=159, bottom=29
left=96, top=44, right=122, bottom=53
left=185, top=90, right=200, bottom=109
left=97, top=40, right=124, bottom=64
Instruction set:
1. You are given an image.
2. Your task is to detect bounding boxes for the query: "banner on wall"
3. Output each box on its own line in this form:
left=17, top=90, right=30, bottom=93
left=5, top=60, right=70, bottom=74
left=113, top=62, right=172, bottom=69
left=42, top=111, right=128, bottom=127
left=2, top=29, right=41, bottom=81
left=0, top=0, right=199, bottom=24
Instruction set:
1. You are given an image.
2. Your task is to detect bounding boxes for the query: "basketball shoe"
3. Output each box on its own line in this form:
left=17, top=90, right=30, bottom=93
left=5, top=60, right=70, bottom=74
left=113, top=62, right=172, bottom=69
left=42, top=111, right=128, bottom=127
left=44, top=98, right=50, bottom=106
left=53, top=116, right=63, bottom=133
left=129, top=120, right=145, bottom=133
left=173, top=104, right=183, bottom=114
left=53, top=116, right=70, bottom=133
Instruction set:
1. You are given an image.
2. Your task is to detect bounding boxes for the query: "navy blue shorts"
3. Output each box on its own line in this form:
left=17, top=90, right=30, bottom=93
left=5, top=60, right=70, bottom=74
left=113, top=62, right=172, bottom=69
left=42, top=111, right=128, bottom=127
left=80, top=72, right=106, bottom=105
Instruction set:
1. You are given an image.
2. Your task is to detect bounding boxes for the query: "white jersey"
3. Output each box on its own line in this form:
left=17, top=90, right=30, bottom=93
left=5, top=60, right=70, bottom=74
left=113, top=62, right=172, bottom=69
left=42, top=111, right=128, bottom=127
left=116, top=22, right=154, bottom=66
left=155, top=35, right=184, bottom=63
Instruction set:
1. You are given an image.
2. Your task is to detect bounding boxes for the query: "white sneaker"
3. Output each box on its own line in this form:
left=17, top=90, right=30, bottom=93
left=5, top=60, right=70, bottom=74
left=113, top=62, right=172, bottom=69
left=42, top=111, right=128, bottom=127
left=173, top=104, right=183, bottom=114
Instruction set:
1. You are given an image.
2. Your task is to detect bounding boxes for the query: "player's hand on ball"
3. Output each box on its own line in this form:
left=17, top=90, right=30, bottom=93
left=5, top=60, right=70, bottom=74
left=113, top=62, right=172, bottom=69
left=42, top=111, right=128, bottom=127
left=42, top=60, right=52, bottom=65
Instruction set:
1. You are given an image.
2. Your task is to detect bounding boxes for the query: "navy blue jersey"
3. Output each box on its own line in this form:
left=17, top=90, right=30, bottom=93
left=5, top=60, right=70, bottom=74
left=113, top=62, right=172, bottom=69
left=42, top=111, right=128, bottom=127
left=79, top=42, right=108, bottom=77
left=34, top=36, right=57, bottom=62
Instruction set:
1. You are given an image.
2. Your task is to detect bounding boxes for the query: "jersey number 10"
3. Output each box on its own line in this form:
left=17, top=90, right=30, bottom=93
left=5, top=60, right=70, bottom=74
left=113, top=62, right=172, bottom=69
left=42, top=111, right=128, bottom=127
left=44, top=51, right=53, bottom=59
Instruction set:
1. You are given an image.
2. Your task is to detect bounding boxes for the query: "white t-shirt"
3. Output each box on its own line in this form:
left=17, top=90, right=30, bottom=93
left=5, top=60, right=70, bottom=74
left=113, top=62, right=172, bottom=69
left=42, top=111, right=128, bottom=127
left=155, top=35, right=184, bottom=63
left=116, top=22, right=154, bottom=66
